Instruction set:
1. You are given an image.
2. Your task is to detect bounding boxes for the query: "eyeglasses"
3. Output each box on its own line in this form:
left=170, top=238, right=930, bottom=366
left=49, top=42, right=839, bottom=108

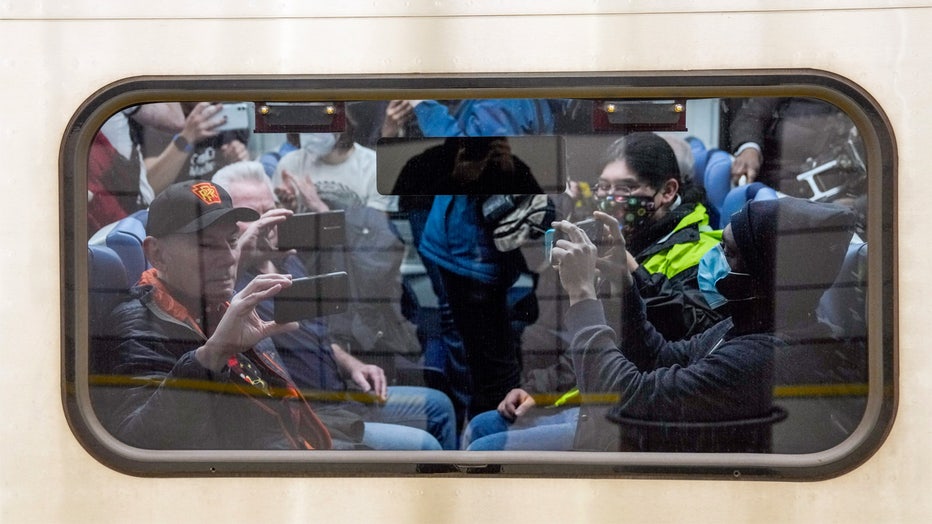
left=594, top=181, right=648, bottom=196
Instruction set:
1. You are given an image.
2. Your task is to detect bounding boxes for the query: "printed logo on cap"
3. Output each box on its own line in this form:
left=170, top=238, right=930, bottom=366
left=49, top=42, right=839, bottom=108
left=191, top=182, right=222, bottom=205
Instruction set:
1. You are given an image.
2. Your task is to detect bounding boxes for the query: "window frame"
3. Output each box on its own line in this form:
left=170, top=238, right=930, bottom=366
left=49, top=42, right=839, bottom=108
left=61, top=70, right=897, bottom=479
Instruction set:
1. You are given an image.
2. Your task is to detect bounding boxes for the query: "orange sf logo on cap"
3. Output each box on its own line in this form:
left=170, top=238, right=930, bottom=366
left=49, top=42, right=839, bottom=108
left=191, top=182, right=222, bottom=205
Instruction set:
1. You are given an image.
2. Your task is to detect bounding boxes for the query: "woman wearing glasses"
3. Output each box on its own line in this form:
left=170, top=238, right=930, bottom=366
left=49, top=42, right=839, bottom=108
left=592, top=132, right=724, bottom=341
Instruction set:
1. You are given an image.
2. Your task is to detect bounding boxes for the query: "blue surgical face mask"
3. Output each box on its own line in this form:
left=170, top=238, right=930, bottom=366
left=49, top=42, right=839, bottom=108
left=698, top=243, right=730, bottom=309
left=300, top=133, right=339, bottom=157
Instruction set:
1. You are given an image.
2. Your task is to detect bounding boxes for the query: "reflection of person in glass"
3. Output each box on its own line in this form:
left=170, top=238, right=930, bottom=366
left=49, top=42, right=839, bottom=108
left=418, top=138, right=544, bottom=419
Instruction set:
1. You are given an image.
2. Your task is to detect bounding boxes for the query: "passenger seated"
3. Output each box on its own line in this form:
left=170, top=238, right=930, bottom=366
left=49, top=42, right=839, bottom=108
left=465, top=197, right=857, bottom=452
left=213, top=162, right=456, bottom=450
left=100, top=180, right=331, bottom=450
left=592, top=132, right=723, bottom=340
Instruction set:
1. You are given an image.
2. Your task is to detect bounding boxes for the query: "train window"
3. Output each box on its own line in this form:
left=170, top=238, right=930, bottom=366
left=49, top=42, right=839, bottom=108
left=62, top=72, right=895, bottom=479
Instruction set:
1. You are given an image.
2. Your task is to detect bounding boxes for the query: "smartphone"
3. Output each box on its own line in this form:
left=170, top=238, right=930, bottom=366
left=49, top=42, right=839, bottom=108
left=544, top=218, right=604, bottom=264
left=274, top=272, right=350, bottom=323
left=277, top=210, right=345, bottom=251
left=576, top=218, right=605, bottom=243
left=215, top=102, right=251, bottom=132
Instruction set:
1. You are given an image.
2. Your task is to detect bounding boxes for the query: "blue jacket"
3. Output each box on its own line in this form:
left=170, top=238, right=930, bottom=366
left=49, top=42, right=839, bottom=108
left=413, top=99, right=556, bottom=136
left=419, top=194, right=525, bottom=285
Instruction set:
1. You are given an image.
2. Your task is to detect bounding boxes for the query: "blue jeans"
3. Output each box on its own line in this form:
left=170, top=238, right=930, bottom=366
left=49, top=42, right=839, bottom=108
left=462, top=407, right=579, bottom=451
left=361, top=423, right=441, bottom=450
left=361, top=385, right=457, bottom=450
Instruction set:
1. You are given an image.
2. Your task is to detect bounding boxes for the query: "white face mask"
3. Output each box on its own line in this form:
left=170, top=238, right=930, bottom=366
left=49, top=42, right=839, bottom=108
left=300, top=133, right=339, bottom=157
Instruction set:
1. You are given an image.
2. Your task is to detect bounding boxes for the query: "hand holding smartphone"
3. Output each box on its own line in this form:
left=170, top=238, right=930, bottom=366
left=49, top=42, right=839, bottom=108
left=273, top=271, right=350, bottom=323
left=215, top=102, right=251, bottom=132
left=544, top=218, right=605, bottom=264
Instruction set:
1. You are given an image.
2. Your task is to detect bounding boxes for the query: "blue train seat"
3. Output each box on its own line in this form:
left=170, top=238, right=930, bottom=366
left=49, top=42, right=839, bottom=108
left=719, top=182, right=779, bottom=229
left=104, top=209, right=149, bottom=286
left=685, top=136, right=708, bottom=187
left=88, top=245, right=129, bottom=375
left=702, top=149, right=733, bottom=228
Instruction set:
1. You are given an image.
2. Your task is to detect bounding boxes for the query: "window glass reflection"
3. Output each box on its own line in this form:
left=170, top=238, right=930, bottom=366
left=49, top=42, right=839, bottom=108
left=86, top=96, right=869, bottom=455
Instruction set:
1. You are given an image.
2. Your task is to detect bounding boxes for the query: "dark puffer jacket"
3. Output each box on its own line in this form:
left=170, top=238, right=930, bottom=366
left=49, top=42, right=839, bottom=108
left=100, top=274, right=331, bottom=450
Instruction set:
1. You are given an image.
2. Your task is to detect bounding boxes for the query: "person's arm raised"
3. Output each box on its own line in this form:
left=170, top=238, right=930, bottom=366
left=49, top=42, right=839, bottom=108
left=550, top=219, right=600, bottom=306
left=195, top=273, right=299, bottom=372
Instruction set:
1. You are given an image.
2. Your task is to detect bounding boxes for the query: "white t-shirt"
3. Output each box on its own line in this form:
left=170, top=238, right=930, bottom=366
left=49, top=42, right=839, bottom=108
left=273, top=144, right=397, bottom=212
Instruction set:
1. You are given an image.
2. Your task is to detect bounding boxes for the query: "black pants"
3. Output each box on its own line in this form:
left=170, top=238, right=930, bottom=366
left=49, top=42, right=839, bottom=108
left=440, top=268, right=521, bottom=418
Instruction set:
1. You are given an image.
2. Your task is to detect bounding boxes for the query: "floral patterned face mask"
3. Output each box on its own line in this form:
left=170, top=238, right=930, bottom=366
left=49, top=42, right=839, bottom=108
left=597, top=193, right=657, bottom=235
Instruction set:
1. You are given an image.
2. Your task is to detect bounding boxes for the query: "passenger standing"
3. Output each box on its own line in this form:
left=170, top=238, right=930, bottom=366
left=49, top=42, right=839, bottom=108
left=728, top=97, right=860, bottom=195
left=391, top=138, right=472, bottom=434
left=87, top=103, right=183, bottom=234
left=418, top=137, right=550, bottom=419
left=404, top=99, right=561, bottom=421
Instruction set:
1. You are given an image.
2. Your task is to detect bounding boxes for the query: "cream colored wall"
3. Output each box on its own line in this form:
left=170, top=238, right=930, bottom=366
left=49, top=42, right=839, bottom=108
left=1, top=2, right=929, bottom=522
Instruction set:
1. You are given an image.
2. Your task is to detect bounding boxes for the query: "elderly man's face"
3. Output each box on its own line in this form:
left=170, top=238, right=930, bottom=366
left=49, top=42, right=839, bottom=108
left=151, top=221, right=240, bottom=305
left=225, top=179, right=276, bottom=234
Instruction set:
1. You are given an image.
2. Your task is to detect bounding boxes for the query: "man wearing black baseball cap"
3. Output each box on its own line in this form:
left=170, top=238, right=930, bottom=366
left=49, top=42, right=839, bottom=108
left=102, top=180, right=332, bottom=450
